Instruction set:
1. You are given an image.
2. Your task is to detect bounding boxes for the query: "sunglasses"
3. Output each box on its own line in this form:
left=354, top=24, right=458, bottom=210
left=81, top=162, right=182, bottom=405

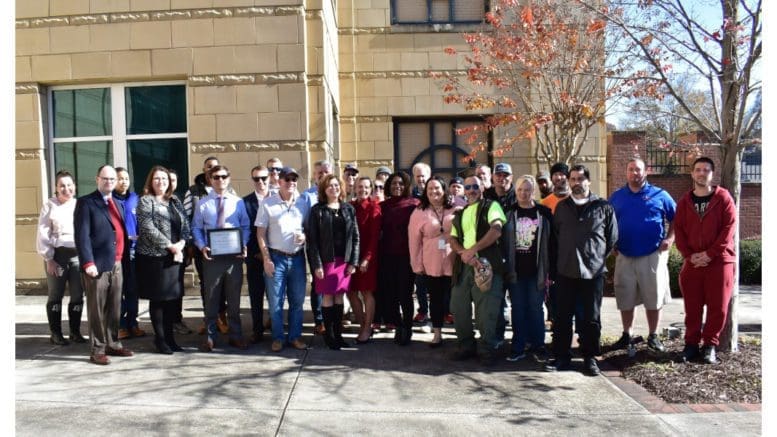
left=284, top=177, right=298, bottom=183
left=211, top=174, right=230, bottom=180
left=252, top=176, right=269, bottom=182
left=463, top=184, right=480, bottom=191
left=374, top=185, right=384, bottom=190
left=270, top=167, right=283, bottom=172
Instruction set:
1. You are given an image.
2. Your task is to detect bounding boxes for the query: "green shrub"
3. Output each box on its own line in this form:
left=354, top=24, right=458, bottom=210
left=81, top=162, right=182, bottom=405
left=739, top=239, right=761, bottom=284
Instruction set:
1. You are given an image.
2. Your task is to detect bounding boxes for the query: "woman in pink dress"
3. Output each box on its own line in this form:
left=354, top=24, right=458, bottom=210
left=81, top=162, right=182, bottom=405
left=307, top=174, right=361, bottom=350
left=350, top=177, right=382, bottom=343
left=408, top=175, right=460, bottom=347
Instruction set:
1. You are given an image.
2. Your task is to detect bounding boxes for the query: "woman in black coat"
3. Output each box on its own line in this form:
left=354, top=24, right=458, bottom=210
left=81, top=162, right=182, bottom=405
left=135, top=165, right=190, bottom=354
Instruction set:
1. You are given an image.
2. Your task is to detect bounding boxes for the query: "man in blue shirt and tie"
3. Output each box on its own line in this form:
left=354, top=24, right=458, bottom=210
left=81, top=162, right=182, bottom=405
left=192, top=165, right=251, bottom=352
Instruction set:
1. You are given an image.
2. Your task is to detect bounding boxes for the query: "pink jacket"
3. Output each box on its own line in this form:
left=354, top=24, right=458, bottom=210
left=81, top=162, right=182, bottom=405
left=408, top=205, right=460, bottom=277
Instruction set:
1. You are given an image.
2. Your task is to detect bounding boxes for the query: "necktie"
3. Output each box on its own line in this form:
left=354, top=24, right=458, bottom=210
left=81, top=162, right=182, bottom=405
left=216, top=196, right=225, bottom=228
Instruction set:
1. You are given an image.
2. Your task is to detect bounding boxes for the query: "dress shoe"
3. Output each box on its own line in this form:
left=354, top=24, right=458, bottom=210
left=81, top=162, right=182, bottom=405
left=130, top=327, right=146, bottom=337
left=217, top=312, right=230, bottom=334
left=89, top=354, right=110, bottom=365
left=154, top=339, right=173, bottom=355
left=271, top=340, right=283, bottom=352
left=702, top=345, right=718, bottom=364
left=117, top=328, right=131, bottom=340
left=106, top=346, right=134, bottom=357
left=229, top=338, right=249, bottom=350
left=584, top=357, right=601, bottom=376
left=69, top=331, right=87, bottom=343
left=544, top=357, right=572, bottom=372
left=50, top=332, right=69, bottom=346
left=314, top=323, right=326, bottom=336
left=289, top=338, right=308, bottom=350
left=199, top=339, right=214, bottom=352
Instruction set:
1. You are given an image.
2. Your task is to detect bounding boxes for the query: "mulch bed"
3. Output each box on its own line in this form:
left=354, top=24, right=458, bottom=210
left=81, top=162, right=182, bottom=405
left=600, top=336, right=761, bottom=404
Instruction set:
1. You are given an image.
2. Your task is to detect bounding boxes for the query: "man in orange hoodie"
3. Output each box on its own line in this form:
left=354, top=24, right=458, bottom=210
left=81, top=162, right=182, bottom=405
left=673, top=157, right=737, bottom=365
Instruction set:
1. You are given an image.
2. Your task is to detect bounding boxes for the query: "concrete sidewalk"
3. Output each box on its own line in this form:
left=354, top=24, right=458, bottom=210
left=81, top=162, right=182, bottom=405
left=15, top=288, right=762, bottom=436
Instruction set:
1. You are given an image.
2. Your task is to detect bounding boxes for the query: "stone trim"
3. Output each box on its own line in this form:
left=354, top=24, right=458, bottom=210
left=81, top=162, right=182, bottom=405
left=188, top=73, right=305, bottom=87
left=16, top=83, right=41, bottom=94
left=339, top=24, right=483, bottom=35
left=16, top=215, right=40, bottom=225
left=16, top=150, right=44, bottom=160
left=16, top=6, right=307, bottom=29
left=190, top=141, right=324, bottom=153
left=339, top=71, right=465, bottom=80
left=340, top=116, right=392, bottom=124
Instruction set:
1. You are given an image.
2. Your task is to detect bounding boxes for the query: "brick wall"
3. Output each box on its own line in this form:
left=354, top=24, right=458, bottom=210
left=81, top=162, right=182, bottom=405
left=607, top=131, right=761, bottom=239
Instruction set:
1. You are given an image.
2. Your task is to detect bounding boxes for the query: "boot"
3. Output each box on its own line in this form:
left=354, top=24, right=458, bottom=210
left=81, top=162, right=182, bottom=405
left=333, top=304, right=351, bottom=348
left=164, top=316, right=182, bottom=352
left=46, top=302, right=69, bottom=345
left=68, top=302, right=86, bottom=343
left=322, top=306, right=339, bottom=350
left=150, top=303, right=172, bottom=354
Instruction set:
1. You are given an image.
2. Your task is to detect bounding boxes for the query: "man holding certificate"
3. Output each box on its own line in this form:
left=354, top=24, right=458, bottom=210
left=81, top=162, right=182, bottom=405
left=192, top=165, right=251, bottom=352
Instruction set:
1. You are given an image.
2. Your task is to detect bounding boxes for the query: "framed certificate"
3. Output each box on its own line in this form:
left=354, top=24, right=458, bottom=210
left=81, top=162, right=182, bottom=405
left=207, top=228, right=242, bottom=256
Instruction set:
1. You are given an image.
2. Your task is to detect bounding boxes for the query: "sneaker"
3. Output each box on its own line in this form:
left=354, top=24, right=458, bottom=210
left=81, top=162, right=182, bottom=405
left=702, top=345, right=718, bottom=364
left=584, top=357, right=601, bottom=376
left=544, top=357, right=571, bottom=372
left=506, top=352, right=527, bottom=362
left=413, top=312, right=428, bottom=323
left=647, top=333, right=666, bottom=352
left=682, top=344, right=700, bottom=363
left=173, top=321, right=192, bottom=335
left=611, top=331, right=631, bottom=350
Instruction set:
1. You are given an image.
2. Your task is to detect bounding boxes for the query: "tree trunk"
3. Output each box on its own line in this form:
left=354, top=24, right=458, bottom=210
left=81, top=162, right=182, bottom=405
left=717, top=146, right=743, bottom=353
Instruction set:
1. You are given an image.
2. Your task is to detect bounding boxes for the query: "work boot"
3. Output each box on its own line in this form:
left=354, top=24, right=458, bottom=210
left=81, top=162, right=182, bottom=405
left=67, top=302, right=86, bottom=343
left=46, top=302, right=69, bottom=346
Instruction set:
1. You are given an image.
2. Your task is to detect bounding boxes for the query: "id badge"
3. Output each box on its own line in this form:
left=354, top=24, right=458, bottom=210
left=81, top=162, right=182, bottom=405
left=438, top=238, right=447, bottom=250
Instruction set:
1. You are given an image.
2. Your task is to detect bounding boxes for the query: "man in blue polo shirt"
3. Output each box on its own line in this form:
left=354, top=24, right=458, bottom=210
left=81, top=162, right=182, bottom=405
left=609, top=158, right=676, bottom=352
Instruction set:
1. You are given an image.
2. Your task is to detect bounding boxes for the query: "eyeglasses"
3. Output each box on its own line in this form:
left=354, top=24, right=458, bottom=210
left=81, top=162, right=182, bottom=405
left=252, top=176, right=269, bottom=182
left=463, top=184, right=480, bottom=191
left=374, top=185, right=384, bottom=191
left=270, top=167, right=283, bottom=173
left=284, top=177, right=298, bottom=183
left=211, top=174, right=230, bottom=180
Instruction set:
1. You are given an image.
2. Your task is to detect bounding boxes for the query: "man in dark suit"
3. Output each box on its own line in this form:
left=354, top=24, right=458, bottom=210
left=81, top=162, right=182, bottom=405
left=74, top=165, right=134, bottom=365
left=243, top=165, right=270, bottom=343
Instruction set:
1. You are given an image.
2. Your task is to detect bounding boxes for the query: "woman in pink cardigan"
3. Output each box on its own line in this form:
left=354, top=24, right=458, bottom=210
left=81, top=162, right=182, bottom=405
left=408, top=175, right=461, bottom=347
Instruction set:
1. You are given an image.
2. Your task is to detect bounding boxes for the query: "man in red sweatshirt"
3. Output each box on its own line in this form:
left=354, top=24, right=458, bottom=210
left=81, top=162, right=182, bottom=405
left=673, top=157, right=737, bottom=365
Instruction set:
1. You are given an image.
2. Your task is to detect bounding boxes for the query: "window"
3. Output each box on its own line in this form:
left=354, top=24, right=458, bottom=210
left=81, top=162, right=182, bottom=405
left=391, top=0, right=486, bottom=25
left=393, top=118, right=491, bottom=181
left=49, top=83, right=188, bottom=198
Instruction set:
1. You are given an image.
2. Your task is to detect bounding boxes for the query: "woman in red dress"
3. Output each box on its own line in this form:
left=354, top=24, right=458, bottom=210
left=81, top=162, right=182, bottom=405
left=349, top=177, right=382, bottom=343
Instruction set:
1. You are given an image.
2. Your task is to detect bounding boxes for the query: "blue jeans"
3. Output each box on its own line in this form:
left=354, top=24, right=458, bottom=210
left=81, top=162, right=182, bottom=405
left=265, top=251, right=306, bottom=342
left=508, top=275, right=545, bottom=354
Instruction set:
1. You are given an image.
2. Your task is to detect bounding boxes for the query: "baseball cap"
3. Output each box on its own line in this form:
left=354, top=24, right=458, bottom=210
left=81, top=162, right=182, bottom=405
left=536, top=170, right=550, bottom=182
left=376, top=166, right=391, bottom=177
left=279, top=167, right=299, bottom=178
left=494, top=162, right=512, bottom=174
left=344, top=164, right=359, bottom=174
left=449, top=176, right=464, bottom=186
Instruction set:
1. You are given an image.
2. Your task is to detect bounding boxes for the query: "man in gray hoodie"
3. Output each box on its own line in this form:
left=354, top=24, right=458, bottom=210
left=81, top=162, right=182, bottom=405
left=545, top=164, right=617, bottom=376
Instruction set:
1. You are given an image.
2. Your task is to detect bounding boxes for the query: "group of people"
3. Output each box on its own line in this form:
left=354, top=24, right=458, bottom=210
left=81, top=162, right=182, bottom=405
left=36, top=154, right=737, bottom=373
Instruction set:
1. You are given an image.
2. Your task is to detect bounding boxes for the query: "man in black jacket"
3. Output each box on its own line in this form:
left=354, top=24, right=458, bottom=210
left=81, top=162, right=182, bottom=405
left=546, top=164, right=618, bottom=376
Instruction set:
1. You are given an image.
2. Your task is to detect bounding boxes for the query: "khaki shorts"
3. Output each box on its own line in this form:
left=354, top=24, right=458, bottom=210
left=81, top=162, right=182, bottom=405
left=614, top=250, right=671, bottom=311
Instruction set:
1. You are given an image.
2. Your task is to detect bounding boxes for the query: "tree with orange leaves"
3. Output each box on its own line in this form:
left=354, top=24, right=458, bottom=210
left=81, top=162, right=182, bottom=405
left=433, top=0, right=661, bottom=167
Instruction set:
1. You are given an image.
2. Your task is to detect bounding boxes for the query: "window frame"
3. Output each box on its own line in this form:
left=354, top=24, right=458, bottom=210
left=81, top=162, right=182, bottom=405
left=390, top=0, right=488, bottom=25
left=46, top=81, right=188, bottom=196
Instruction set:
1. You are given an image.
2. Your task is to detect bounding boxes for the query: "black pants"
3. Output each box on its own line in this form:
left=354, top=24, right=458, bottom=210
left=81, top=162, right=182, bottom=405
left=379, top=255, right=414, bottom=328
left=245, top=255, right=266, bottom=335
left=552, top=275, right=603, bottom=359
left=425, top=275, right=451, bottom=328
left=149, top=299, right=177, bottom=342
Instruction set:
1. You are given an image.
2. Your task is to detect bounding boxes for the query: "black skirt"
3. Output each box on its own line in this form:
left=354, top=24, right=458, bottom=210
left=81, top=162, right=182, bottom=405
left=135, top=253, right=182, bottom=301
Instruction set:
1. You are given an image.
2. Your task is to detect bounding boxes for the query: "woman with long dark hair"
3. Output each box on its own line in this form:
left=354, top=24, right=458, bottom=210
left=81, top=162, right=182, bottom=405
left=408, top=175, right=460, bottom=347
left=378, top=171, right=420, bottom=345
left=135, top=166, right=190, bottom=354
left=307, top=174, right=360, bottom=350
left=36, top=170, right=86, bottom=345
